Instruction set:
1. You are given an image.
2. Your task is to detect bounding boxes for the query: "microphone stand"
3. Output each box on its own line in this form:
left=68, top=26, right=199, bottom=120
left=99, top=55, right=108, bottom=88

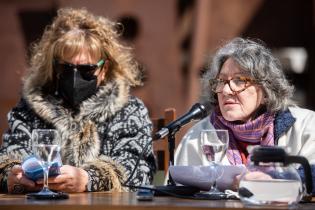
left=154, top=127, right=199, bottom=196
left=166, top=131, right=176, bottom=186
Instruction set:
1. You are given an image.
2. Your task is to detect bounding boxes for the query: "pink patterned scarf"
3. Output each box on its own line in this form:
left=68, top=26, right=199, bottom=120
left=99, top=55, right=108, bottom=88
left=210, top=108, right=275, bottom=165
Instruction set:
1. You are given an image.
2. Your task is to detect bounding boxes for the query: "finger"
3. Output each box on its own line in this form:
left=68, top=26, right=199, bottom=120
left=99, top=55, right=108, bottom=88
left=7, top=172, right=22, bottom=187
left=24, top=184, right=42, bottom=193
left=244, top=171, right=272, bottom=180
left=48, top=182, right=68, bottom=191
left=10, top=165, right=23, bottom=175
left=36, top=174, right=70, bottom=184
left=232, top=175, right=241, bottom=190
left=247, top=172, right=264, bottom=179
left=50, top=174, right=70, bottom=183
left=19, top=176, right=36, bottom=188
left=8, top=177, right=37, bottom=193
left=235, top=174, right=242, bottom=181
left=22, top=181, right=43, bottom=192
left=8, top=165, right=23, bottom=179
left=59, top=165, right=72, bottom=173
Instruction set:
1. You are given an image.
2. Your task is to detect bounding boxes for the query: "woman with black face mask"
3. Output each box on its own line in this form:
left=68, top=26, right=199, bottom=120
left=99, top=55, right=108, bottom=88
left=0, top=8, right=155, bottom=194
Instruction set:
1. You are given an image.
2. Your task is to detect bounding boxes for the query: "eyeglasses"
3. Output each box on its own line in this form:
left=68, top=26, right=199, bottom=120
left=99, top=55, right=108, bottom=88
left=209, top=76, right=257, bottom=94
left=54, top=59, right=105, bottom=80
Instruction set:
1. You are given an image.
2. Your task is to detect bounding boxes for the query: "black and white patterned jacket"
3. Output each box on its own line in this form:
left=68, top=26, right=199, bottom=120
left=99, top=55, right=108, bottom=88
left=0, top=77, right=156, bottom=192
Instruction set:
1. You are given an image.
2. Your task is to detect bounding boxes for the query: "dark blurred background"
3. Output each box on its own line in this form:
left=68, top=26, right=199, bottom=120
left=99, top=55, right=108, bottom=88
left=0, top=0, right=314, bottom=146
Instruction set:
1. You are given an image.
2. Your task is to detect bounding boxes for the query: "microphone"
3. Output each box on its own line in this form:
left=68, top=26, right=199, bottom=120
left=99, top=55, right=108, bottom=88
left=155, top=103, right=210, bottom=139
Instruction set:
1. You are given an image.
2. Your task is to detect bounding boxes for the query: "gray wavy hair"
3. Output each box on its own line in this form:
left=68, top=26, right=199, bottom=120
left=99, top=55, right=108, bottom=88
left=200, top=37, right=295, bottom=112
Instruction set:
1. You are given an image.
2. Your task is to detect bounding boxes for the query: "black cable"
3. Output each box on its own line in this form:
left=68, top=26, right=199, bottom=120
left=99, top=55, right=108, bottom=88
left=123, top=184, right=238, bottom=200
left=124, top=184, right=197, bottom=199
left=123, top=138, right=154, bottom=185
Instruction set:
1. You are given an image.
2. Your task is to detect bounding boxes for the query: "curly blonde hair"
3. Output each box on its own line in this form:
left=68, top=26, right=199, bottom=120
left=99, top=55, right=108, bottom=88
left=26, top=7, right=141, bottom=91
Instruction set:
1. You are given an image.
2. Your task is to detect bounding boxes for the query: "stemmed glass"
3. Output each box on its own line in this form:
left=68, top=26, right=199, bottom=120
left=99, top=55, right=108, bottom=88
left=197, top=129, right=229, bottom=199
left=27, top=129, right=65, bottom=199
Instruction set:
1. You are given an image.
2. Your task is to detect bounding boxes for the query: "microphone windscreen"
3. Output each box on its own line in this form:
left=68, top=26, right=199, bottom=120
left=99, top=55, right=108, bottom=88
left=200, top=102, right=212, bottom=117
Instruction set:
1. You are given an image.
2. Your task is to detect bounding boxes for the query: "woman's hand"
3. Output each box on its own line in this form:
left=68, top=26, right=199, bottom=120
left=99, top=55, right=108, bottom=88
left=241, top=171, right=273, bottom=180
left=232, top=171, right=273, bottom=191
left=39, top=165, right=89, bottom=193
left=7, top=165, right=40, bottom=193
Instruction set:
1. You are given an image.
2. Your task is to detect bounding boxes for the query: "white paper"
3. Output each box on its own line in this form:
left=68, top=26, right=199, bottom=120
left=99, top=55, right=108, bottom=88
left=169, top=165, right=246, bottom=191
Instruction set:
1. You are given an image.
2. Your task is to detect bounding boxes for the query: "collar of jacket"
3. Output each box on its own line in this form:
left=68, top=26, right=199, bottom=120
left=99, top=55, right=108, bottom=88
left=22, top=78, right=130, bottom=125
left=274, top=109, right=296, bottom=144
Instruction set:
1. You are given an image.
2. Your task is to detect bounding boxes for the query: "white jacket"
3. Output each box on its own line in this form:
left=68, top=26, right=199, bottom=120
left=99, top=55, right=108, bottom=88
left=175, top=106, right=315, bottom=166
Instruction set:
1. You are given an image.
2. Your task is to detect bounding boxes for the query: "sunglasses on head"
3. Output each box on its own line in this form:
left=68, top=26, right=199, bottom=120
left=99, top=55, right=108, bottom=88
left=54, top=59, right=105, bottom=80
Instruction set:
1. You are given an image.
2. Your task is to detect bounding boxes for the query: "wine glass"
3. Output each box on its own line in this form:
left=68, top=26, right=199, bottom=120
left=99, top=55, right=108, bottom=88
left=196, top=129, right=229, bottom=199
left=27, top=129, right=65, bottom=199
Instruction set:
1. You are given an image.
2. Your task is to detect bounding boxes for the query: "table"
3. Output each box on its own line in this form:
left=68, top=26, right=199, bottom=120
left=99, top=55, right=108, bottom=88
left=0, top=192, right=315, bottom=210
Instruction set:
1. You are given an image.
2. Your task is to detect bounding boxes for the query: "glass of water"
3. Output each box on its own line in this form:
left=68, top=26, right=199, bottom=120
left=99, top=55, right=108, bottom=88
left=27, top=129, right=62, bottom=198
left=197, top=129, right=229, bottom=199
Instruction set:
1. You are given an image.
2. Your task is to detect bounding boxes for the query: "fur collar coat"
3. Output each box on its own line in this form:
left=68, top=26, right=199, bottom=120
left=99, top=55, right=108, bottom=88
left=0, top=76, right=155, bottom=192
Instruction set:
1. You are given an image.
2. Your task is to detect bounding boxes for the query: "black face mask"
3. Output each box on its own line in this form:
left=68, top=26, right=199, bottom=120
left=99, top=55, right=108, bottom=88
left=57, top=69, right=97, bottom=107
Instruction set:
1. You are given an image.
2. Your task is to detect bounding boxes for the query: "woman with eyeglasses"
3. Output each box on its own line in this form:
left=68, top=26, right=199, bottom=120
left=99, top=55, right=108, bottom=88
left=0, top=8, right=155, bottom=194
left=174, top=37, right=315, bottom=192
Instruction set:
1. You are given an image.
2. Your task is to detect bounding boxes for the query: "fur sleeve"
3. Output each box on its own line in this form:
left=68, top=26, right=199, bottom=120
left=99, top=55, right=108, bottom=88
left=0, top=156, right=21, bottom=192
left=82, top=155, right=126, bottom=192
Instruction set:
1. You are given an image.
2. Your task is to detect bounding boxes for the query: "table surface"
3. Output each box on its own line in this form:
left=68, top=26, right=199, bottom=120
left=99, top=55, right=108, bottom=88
left=0, top=192, right=315, bottom=210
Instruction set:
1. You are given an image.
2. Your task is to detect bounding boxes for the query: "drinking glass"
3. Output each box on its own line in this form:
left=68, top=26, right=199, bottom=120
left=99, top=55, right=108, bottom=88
left=27, top=129, right=65, bottom=199
left=197, top=129, right=229, bottom=199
